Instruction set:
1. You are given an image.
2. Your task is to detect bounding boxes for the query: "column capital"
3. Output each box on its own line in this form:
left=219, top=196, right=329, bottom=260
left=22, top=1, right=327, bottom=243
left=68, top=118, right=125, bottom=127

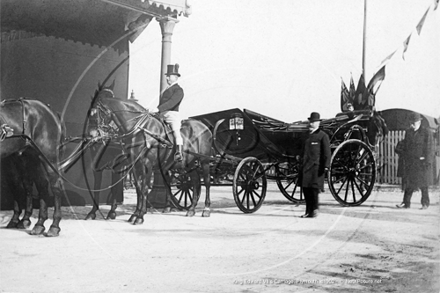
left=158, top=16, right=179, bottom=36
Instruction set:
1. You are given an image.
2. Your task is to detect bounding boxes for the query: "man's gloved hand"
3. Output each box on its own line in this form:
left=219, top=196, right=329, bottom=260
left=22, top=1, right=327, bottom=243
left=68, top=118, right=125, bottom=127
left=318, top=167, right=329, bottom=177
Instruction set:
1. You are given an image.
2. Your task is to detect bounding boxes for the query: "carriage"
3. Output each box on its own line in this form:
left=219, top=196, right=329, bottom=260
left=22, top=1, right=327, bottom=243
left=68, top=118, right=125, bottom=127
left=167, top=108, right=383, bottom=213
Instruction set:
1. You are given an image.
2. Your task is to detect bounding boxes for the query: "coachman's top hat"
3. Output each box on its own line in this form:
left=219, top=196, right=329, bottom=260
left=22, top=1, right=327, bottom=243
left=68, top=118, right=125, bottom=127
left=409, top=112, right=422, bottom=123
left=308, top=112, right=321, bottom=122
left=165, top=64, right=181, bottom=77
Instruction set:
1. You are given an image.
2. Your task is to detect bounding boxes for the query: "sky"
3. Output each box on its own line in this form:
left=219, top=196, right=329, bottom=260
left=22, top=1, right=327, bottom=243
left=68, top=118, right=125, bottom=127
left=128, top=0, right=440, bottom=122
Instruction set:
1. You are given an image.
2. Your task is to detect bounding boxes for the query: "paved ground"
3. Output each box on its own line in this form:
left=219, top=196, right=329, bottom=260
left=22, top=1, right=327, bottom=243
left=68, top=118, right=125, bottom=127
left=0, top=184, right=439, bottom=293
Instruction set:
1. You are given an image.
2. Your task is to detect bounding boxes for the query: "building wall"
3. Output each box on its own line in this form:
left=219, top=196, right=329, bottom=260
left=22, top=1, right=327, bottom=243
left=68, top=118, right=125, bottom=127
left=1, top=33, right=129, bottom=209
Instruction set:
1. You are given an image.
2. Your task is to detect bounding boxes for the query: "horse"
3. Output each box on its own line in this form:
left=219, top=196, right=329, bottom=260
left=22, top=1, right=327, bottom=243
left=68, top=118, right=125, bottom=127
left=0, top=98, right=65, bottom=237
left=87, top=86, right=212, bottom=223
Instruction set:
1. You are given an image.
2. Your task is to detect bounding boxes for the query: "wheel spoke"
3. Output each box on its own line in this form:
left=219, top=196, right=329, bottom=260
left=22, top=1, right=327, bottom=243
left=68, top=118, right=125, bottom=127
left=351, top=179, right=356, bottom=202
left=250, top=190, right=260, bottom=206
left=353, top=177, right=365, bottom=197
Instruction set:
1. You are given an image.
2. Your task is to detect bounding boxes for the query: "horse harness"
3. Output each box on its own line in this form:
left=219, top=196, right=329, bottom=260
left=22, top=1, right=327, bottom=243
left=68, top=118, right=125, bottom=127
left=0, top=98, right=30, bottom=143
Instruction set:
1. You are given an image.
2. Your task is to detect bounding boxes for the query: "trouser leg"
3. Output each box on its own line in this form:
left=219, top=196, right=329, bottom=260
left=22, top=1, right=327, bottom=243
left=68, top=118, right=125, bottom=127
left=403, top=187, right=414, bottom=208
left=312, top=188, right=319, bottom=211
left=421, top=187, right=430, bottom=207
left=303, top=187, right=312, bottom=215
left=163, top=111, right=183, bottom=145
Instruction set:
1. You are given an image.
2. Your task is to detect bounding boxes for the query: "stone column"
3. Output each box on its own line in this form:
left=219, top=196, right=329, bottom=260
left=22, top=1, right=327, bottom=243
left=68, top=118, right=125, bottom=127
left=148, top=16, right=179, bottom=208
left=158, top=16, right=179, bottom=92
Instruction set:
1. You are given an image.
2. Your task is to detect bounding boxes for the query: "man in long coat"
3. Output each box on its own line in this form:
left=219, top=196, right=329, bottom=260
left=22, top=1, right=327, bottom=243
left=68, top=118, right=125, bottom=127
left=300, top=112, right=331, bottom=218
left=396, top=112, right=434, bottom=209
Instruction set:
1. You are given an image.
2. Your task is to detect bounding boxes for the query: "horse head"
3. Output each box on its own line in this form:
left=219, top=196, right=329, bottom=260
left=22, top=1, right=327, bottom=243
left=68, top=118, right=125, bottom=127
left=89, top=84, right=151, bottom=137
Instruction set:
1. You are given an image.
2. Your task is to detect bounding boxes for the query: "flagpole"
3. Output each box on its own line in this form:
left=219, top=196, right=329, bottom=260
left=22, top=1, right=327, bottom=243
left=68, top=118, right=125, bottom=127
left=362, top=0, right=367, bottom=78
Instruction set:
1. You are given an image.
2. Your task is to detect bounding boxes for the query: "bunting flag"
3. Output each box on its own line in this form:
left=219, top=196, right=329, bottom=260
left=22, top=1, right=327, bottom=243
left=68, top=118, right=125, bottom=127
left=340, top=79, right=350, bottom=111
left=349, top=73, right=356, bottom=100
left=367, top=65, right=386, bottom=95
left=379, top=49, right=397, bottom=67
left=402, top=33, right=412, bottom=60
left=416, top=8, right=430, bottom=35
left=353, top=74, right=367, bottom=110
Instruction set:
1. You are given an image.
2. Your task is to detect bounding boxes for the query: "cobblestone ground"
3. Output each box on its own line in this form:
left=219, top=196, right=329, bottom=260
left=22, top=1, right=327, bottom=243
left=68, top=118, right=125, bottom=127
left=0, top=184, right=439, bottom=293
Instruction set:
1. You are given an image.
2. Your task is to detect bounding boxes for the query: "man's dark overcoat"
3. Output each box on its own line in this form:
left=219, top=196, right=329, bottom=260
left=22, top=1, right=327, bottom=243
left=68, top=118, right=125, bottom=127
left=158, top=83, right=184, bottom=113
left=300, top=128, right=331, bottom=191
left=400, top=125, right=434, bottom=188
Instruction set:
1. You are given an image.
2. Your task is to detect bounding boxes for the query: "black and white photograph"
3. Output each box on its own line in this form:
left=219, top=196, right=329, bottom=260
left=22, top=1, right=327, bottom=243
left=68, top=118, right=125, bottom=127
left=1, top=0, right=439, bottom=292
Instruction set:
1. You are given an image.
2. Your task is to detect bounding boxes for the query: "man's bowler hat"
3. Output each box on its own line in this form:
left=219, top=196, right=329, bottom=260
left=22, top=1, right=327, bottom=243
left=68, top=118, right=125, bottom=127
left=409, top=112, right=422, bottom=123
left=308, top=112, right=322, bottom=122
left=165, top=64, right=181, bottom=77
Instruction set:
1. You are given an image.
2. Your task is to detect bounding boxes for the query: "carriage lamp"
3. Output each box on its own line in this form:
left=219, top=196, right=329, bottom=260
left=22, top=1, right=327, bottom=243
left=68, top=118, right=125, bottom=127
left=229, top=113, right=244, bottom=130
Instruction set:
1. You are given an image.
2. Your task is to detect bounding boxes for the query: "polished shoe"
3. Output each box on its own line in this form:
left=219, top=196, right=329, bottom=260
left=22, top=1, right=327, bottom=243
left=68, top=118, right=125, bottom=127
left=308, top=211, right=318, bottom=218
left=396, top=203, right=409, bottom=209
left=420, top=205, right=428, bottom=210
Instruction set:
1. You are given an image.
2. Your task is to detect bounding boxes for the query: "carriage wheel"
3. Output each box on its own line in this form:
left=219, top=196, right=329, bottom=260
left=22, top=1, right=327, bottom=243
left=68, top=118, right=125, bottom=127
left=166, top=169, right=201, bottom=211
left=233, top=157, right=267, bottom=213
left=275, top=161, right=305, bottom=204
left=328, top=139, right=376, bottom=206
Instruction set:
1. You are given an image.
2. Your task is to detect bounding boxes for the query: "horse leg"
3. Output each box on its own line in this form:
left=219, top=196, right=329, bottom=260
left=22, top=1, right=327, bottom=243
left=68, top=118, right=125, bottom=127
left=85, top=170, right=102, bottom=220
left=6, top=169, right=26, bottom=228
left=45, top=170, right=64, bottom=237
left=106, top=171, right=122, bottom=220
left=6, top=198, right=22, bottom=229
left=128, top=170, right=142, bottom=223
left=162, top=170, right=175, bottom=214
left=29, top=170, right=49, bottom=236
left=201, top=162, right=212, bottom=218
left=133, top=165, right=152, bottom=225
left=186, top=170, right=201, bottom=217
left=16, top=183, right=33, bottom=229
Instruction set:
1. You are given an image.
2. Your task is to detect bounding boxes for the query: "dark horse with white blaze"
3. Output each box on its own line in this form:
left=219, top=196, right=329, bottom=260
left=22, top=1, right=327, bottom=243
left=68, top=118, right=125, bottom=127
left=0, top=98, right=65, bottom=237
left=86, top=87, right=212, bottom=223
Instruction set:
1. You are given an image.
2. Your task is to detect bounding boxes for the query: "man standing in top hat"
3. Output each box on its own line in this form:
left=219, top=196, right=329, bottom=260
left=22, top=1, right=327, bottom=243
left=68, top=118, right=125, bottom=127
left=150, top=64, right=185, bottom=162
left=396, top=112, right=433, bottom=209
left=300, top=112, right=331, bottom=218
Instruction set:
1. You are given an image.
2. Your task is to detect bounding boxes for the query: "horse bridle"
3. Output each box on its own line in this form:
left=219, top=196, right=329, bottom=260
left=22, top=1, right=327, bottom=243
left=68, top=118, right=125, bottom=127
left=93, top=99, right=172, bottom=148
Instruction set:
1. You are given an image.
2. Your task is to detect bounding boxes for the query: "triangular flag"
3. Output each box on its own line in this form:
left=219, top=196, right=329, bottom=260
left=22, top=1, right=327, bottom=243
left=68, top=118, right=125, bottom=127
left=380, top=49, right=397, bottom=67
left=354, top=74, right=367, bottom=110
left=416, top=8, right=430, bottom=35
left=402, top=33, right=412, bottom=60
left=340, top=79, right=350, bottom=111
left=367, top=65, right=386, bottom=95
left=367, top=92, right=375, bottom=108
left=349, top=73, right=356, bottom=100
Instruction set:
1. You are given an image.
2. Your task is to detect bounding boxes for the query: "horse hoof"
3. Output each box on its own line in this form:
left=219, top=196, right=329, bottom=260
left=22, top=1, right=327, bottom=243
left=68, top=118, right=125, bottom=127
left=128, top=214, right=137, bottom=223
left=106, top=212, right=116, bottom=220
left=17, top=219, right=32, bottom=229
left=6, top=220, right=19, bottom=229
left=30, top=225, right=45, bottom=236
left=133, top=217, right=144, bottom=225
left=186, top=210, right=195, bottom=217
left=162, top=207, right=172, bottom=214
left=85, top=212, right=96, bottom=220
left=202, top=210, right=211, bottom=217
left=45, top=226, right=61, bottom=237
